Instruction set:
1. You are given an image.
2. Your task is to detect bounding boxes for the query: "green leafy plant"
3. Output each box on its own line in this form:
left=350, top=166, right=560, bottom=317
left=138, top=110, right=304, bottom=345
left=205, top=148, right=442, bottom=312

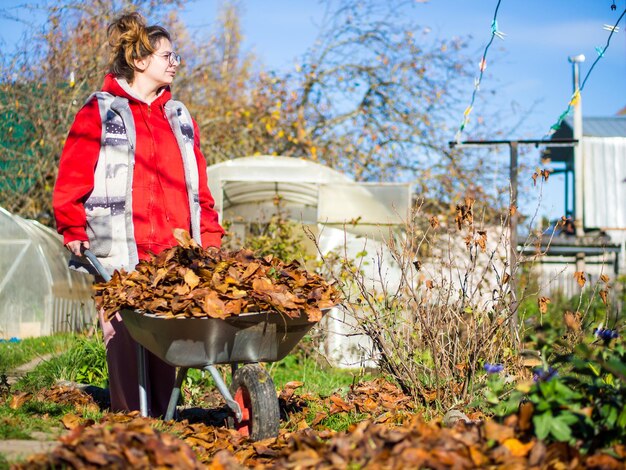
left=479, top=364, right=522, bottom=418
left=485, top=333, right=626, bottom=453
left=527, top=372, right=589, bottom=443
left=15, top=334, right=107, bottom=391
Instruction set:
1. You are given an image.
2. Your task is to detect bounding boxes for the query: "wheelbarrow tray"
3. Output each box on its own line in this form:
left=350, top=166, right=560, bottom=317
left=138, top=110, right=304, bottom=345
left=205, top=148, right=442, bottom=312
left=119, top=309, right=320, bottom=368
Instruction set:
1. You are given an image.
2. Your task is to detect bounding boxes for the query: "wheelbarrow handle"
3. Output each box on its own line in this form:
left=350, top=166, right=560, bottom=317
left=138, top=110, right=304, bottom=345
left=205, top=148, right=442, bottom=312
left=82, top=249, right=112, bottom=282
left=81, top=249, right=148, bottom=416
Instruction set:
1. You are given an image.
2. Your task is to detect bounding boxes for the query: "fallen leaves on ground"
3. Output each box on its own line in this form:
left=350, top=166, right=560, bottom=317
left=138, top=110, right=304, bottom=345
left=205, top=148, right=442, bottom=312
left=10, top=381, right=626, bottom=469
left=9, top=386, right=99, bottom=414
left=15, top=419, right=202, bottom=469
left=93, top=231, right=340, bottom=322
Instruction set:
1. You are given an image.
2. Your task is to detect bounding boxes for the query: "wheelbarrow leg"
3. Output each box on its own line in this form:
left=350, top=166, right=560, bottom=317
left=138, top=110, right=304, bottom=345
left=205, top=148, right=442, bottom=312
left=137, top=344, right=148, bottom=417
left=165, top=367, right=188, bottom=421
left=204, top=365, right=242, bottom=421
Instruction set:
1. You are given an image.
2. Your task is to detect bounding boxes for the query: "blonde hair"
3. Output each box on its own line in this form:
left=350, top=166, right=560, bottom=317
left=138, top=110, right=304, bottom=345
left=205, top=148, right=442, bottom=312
left=107, top=12, right=171, bottom=81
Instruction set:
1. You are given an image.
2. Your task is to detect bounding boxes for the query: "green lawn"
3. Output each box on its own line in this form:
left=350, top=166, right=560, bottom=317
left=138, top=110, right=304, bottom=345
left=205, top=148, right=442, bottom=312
left=0, top=334, right=76, bottom=375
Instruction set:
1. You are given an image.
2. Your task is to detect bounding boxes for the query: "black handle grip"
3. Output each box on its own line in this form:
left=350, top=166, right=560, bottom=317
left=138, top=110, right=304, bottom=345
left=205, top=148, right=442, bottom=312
left=82, top=249, right=112, bottom=282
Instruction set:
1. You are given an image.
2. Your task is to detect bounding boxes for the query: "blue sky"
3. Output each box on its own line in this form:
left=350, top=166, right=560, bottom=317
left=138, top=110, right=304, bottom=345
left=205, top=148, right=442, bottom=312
left=1, top=0, right=625, bottom=220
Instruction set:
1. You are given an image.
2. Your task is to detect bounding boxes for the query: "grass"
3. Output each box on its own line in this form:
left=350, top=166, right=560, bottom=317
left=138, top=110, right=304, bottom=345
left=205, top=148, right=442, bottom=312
left=175, top=351, right=376, bottom=408
left=6, top=333, right=376, bottom=400
left=0, top=400, right=70, bottom=440
left=3, top=333, right=380, bottom=438
left=14, top=335, right=107, bottom=392
left=10, top=333, right=369, bottom=397
left=6, top=335, right=371, bottom=396
left=268, top=352, right=373, bottom=396
left=0, top=334, right=76, bottom=374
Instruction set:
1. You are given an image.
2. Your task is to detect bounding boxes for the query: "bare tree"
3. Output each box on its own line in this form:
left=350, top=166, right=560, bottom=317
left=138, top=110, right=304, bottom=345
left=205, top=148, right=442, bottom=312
left=0, top=0, right=184, bottom=223
left=1, top=0, right=509, bottom=226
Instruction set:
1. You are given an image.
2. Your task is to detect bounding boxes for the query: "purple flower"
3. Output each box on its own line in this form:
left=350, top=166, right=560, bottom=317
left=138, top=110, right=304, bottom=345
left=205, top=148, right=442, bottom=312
left=593, top=328, right=619, bottom=341
left=484, top=363, right=504, bottom=374
left=533, top=366, right=558, bottom=382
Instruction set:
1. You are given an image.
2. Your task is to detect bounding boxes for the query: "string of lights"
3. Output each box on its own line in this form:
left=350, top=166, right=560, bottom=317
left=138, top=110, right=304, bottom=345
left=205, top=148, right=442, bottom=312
left=546, top=6, right=626, bottom=137
left=453, top=0, right=505, bottom=143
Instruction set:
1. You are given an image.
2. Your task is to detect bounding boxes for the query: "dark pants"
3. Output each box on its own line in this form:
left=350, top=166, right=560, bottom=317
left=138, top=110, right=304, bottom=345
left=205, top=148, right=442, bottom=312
left=99, top=310, right=176, bottom=417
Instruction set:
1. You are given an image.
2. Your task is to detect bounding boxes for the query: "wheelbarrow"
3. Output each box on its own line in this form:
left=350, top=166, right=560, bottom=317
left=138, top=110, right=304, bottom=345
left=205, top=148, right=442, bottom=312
left=83, top=250, right=326, bottom=440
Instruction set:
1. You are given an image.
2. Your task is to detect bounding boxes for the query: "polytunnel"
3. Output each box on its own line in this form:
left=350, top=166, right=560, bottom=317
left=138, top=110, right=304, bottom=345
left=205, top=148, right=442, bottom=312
left=0, top=207, right=96, bottom=339
left=207, top=155, right=412, bottom=367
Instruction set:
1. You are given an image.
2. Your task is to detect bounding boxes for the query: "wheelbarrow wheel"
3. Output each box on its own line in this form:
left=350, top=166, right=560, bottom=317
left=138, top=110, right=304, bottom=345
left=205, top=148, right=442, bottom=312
left=228, top=364, right=279, bottom=441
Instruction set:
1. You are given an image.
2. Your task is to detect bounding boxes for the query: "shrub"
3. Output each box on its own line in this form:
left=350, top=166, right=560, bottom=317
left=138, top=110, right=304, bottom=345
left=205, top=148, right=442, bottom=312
left=316, top=198, right=521, bottom=408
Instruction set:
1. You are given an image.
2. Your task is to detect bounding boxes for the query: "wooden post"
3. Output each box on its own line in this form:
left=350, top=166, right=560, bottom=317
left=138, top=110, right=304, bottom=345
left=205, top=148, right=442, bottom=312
left=448, top=138, right=578, bottom=342
left=509, top=141, right=519, bottom=339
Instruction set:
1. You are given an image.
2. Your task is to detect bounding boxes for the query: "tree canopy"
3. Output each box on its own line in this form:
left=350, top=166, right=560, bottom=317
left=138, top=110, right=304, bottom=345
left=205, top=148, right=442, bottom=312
left=0, top=0, right=507, bottom=225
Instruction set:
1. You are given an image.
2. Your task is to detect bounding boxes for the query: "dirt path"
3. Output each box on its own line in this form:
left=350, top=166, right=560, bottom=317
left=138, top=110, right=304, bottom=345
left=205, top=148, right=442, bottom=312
left=0, top=438, right=60, bottom=465
left=5, top=353, right=56, bottom=386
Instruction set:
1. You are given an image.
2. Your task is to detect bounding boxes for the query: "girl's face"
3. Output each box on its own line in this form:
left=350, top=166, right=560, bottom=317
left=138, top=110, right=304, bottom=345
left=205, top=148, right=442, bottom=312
left=135, top=38, right=180, bottom=89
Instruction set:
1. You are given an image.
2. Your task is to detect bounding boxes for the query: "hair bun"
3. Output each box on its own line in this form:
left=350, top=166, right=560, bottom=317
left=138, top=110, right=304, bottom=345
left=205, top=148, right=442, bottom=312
left=106, top=11, right=171, bottom=81
left=108, top=12, right=146, bottom=46
left=107, top=12, right=156, bottom=74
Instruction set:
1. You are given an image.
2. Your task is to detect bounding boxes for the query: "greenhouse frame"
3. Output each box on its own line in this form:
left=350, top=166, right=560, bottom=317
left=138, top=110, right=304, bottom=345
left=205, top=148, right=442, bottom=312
left=0, top=207, right=95, bottom=340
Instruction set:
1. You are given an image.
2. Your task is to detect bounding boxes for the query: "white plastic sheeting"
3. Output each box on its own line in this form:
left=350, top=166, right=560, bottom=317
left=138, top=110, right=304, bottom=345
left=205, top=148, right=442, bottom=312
left=207, top=155, right=411, bottom=239
left=206, top=156, right=410, bottom=367
left=317, top=226, right=403, bottom=368
left=0, top=207, right=96, bottom=339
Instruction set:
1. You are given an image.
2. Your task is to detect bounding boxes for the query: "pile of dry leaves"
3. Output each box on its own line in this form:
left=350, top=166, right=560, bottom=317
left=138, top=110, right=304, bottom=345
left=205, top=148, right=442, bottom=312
left=93, top=230, right=340, bottom=322
left=9, top=386, right=100, bottom=414
left=16, top=419, right=201, bottom=469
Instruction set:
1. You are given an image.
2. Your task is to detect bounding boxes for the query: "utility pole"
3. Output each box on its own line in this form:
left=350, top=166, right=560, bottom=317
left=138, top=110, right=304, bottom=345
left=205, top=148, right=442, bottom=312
left=449, top=139, right=577, bottom=341
left=569, top=53, right=586, bottom=272
left=509, top=141, right=519, bottom=335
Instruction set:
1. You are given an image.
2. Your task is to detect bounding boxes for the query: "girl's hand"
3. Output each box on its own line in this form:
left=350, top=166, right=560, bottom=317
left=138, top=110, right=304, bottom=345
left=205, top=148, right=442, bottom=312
left=66, top=240, right=90, bottom=256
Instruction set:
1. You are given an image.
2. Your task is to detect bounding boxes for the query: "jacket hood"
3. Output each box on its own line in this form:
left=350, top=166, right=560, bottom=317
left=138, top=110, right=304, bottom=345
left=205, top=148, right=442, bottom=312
left=102, top=73, right=172, bottom=107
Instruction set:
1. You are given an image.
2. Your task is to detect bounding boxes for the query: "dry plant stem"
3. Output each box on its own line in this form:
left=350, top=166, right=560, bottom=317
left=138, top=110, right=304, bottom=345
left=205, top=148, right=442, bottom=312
left=311, top=199, right=529, bottom=408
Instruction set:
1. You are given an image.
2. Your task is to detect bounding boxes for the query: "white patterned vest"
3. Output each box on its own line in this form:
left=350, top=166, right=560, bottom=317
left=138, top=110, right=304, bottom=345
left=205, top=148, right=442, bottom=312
left=72, top=92, right=202, bottom=275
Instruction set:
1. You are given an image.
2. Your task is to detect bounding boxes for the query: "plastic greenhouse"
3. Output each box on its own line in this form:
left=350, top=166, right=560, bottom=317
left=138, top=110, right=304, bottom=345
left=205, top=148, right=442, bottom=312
left=0, top=207, right=95, bottom=339
left=207, top=155, right=412, bottom=367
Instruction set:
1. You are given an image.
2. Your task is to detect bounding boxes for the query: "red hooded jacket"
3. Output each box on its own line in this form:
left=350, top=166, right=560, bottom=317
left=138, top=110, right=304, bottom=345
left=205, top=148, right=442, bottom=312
left=53, top=74, right=224, bottom=259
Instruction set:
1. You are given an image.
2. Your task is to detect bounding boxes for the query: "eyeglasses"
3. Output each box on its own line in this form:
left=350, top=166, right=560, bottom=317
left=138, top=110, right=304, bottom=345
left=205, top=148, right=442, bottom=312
left=155, top=51, right=181, bottom=66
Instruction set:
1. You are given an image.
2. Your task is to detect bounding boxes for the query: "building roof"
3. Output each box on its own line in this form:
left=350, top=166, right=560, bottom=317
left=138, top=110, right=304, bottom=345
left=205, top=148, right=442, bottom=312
left=559, top=116, right=626, bottom=138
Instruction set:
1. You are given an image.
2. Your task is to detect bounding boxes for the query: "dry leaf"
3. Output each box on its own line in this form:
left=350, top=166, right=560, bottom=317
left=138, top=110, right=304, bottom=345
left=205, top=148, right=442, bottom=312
left=502, top=438, right=534, bottom=457
left=518, top=401, right=534, bottom=432
left=484, top=420, right=515, bottom=443
left=538, top=296, right=551, bottom=314
left=476, top=231, right=487, bottom=252
left=574, top=271, right=586, bottom=288
left=310, top=412, right=328, bottom=427
left=184, top=269, right=201, bottom=289
left=93, top=234, right=341, bottom=322
left=531, top=170, right=539, bottom=186
left=173, top=228, right=198, bottom=249
left=9, top=392, right=31, bottom=409
left=61, top=413, right=82, bottom=430
left=563, top=310, right=581, bottom=332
